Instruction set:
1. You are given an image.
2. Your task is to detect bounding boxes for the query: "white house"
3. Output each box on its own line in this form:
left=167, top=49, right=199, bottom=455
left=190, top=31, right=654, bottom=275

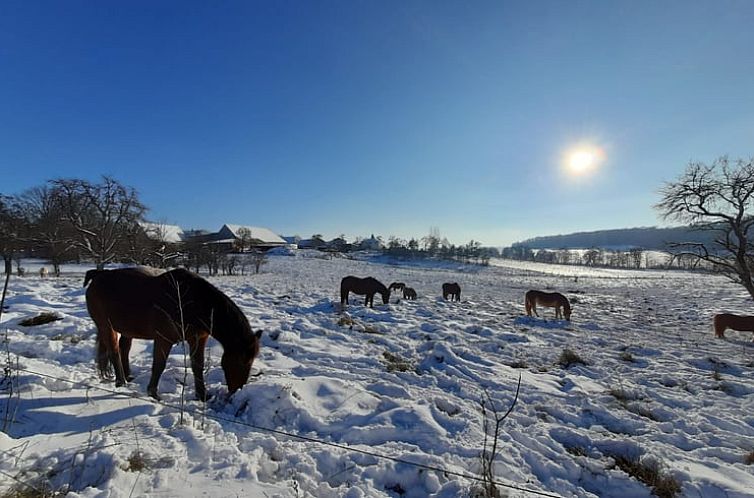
left=212, top=224, right=287, bottom=250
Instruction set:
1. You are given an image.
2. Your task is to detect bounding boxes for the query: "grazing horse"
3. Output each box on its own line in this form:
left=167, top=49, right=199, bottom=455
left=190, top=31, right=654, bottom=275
left=525, top=290, right=571, bottom=321
left=442, top=283, right=461, bottom=301
left=39, top=267, right=48, bottom=278
left=340, top=276, right=390, bottom=308
left=403, top=287, right=417, bottom=300
left=713, top=313, right=754, bottom=339
left=86, top=268, right=262, bottom=400
left=389, top=282, right=406, bottom=292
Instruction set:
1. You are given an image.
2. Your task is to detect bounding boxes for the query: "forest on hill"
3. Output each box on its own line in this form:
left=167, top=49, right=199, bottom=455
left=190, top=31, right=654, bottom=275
left=512, top=226, right=716, bottom=250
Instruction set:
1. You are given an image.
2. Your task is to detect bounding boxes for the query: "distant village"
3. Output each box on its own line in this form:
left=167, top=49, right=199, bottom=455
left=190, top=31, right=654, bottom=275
left=142, top=222, right=386, bottom=253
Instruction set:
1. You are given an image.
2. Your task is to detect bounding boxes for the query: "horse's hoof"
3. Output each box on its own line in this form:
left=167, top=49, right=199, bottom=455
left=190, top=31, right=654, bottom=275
left=148, top=391, right=161, bottom=401
left=115, top=380, right=125, bottom=388
left=195, top=392, right=208, bottom=402
left=126, top=375, right=135, bottom=382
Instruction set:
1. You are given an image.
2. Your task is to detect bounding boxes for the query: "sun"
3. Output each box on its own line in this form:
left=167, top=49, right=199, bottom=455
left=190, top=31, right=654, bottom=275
left=563, top=145, right=605, bottom=176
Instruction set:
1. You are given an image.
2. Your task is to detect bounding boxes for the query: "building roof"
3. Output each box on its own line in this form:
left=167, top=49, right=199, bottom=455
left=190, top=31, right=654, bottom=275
left=220, top=224, right=286, bottom=245
left=140, top=222, right=185, bottom=243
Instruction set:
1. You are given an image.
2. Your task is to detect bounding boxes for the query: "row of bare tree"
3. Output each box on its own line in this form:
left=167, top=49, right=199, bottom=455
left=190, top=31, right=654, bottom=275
left=0, top=176, right=271, bottom=276
left=0, top=177, right=151, bottom=274
left=383, top=231, right=499, bottom=265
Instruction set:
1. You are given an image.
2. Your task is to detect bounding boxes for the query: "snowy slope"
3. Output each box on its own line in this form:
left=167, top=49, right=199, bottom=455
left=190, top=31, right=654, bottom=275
left=1, top=254, right=754, bottom=497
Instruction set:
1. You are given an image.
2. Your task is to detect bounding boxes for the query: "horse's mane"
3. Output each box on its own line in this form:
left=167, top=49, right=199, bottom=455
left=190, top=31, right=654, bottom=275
left=161, top=269, right=254, bottom=349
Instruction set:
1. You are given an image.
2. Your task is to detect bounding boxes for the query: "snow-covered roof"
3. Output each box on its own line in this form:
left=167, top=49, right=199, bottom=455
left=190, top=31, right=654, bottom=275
left=140, top=222, right=185, bottom=243
left=220, top=224, right=286, bottom=245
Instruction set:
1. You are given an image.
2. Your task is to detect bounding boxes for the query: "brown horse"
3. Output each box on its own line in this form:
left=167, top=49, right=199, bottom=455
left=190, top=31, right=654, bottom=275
left=713, top=313, right=754, bottom=338
left=403, top=287, right=417, bottom=300
left=340, top=276, right=390, bottom=308
left=86, top=268, right=262, bottom=401
left=525, top=290, right=571, bottom=321
left=389, top=282, right=406, bottom=292
left=442, top=283, right=461, bottom=301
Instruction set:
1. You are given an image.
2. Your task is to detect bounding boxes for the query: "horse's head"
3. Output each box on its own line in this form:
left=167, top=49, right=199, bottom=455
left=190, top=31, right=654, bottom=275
left=222, top=330, right=262, bottom=395
left=564, top=304, right=572, bottom=321
left=381, top=290, right=391, bottom=305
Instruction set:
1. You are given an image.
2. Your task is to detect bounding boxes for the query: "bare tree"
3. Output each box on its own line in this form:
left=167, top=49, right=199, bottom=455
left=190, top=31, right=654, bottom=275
left=19, top=186, right=73, bottom=276
left=629, top=248, right=644, bottom=269
left=51, top=177, right=147, bottom=270
left=235, top=227, right=254, bottom=253
left=582, top=248, right=602, bottom=267
left=0, top=195, right=26, bottom=276
left=250, top=250, right=268, bottom=274
left=656, top=157, right=754, bottom=299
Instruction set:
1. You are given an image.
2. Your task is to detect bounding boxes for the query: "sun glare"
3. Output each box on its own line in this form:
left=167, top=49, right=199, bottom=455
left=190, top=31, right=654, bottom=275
left=564, top=145, right=605, bottom=176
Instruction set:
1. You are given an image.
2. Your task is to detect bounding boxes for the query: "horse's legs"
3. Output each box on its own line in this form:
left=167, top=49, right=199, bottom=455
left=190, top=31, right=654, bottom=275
left=365, top=294, right=371, bottom=307
left=148, top=337, right=174, bottom=400
left=341, top=290, right=349, bottom=307
left=555, top=306, right=562, bottom=319
left=187, top=333, right=209, bottom=401
left=118, top=336, right=134, bottom=381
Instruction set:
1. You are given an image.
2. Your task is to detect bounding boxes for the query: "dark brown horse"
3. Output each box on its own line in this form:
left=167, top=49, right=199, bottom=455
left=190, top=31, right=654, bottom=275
left=340, top=276, right=390, bottom=308
left=86, top=268, right=262, bottom=401
left=713, top=313, right=754, bottom=338
left=403, top=287, right=417, bottom=300
left=389, top=282, right=406, bottom=292
left=442, top=283, right=461, bottom=301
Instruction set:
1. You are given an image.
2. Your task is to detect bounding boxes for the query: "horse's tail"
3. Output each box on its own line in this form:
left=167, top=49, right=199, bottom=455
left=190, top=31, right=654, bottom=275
left=83, top=269, right=105, bottom=287
left=525, top=292, right=532, bottom=316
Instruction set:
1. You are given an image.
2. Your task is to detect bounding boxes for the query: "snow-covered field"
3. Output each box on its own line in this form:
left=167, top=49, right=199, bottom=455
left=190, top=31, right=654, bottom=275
left=1, top=253, right=754, bottom=497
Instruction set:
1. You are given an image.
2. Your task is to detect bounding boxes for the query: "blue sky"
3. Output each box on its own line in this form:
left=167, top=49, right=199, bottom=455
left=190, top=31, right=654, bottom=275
left=2, top=1, right=753, bottom=246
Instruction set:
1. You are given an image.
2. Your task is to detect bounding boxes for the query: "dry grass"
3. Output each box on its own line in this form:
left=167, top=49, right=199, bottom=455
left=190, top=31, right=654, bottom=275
left=558, top=348, right=587, bottom=368
left=629, top=404, right=661, bottom=422
left=620, top=351, right=636, bottom=362
left=744, top=450, right=754, bottom=465
left=507, top=359, right=528, bottom=369
left=18, top=312, right=62, bottom=327
left=124, top=451, right=151, bottom=472
left=609, top=387, right=634, bottom=403
left=0, top=480, right=58, bottom=498
left=611, top=454, right=681, bottom=498
left=382, top=352, right=413, bottom=373
left=565, top=445, right=587, bottom=457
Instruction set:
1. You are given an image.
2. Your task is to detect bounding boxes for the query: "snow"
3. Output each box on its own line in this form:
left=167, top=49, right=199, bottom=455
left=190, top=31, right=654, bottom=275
left=2, top=254, right=754, bottom=497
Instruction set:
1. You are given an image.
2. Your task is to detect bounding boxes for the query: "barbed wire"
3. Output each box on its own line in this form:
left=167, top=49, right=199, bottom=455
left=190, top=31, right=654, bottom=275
left=2, top=364, right=564, bottom=498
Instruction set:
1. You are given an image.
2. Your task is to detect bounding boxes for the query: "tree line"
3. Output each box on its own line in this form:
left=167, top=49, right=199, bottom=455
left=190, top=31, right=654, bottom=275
left=500, top=245, right=706, bottom=271
left=382, top=228, right=500, bottom=265
left=0, top=177, right=273, bottom=277
left=0, top=177, right=152, bottom=275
